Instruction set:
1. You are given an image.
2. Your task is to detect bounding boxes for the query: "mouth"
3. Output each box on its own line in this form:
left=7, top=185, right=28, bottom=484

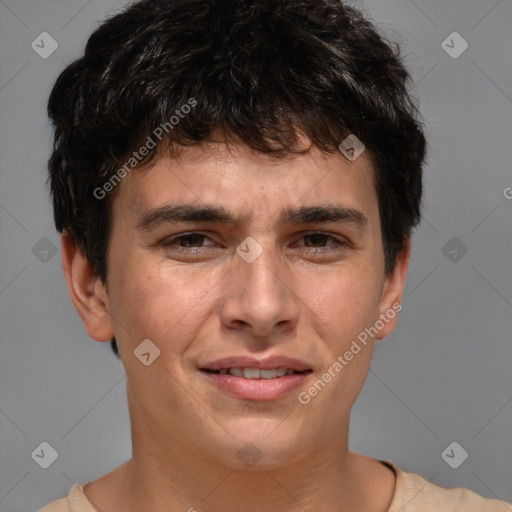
left=199, top=355, right=314, bottom=401
left=199, top=358, right=313, bottom=401
left=201, top=367, right=312, bottom=379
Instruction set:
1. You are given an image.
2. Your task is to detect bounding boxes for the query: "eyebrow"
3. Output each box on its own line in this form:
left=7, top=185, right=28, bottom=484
left=135, top=203, right=368, bottom=232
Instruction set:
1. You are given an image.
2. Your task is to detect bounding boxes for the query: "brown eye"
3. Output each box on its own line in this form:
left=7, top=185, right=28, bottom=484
left=174, top=234, right=206, bottom=247
left=162, top=232, right=215, bottom=250
left=303, top=233, right=334, bottom=247
left=298, top=232, right=347, bottom=250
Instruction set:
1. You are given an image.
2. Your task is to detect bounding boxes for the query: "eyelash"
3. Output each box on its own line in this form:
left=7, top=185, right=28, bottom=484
left=162, top=232, right=348, bottom=253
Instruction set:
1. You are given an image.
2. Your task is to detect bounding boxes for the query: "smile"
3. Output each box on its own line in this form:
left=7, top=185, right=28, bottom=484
left=202, top=367, right=307, bottom=379
left=200, top=368, right=313, bottom=401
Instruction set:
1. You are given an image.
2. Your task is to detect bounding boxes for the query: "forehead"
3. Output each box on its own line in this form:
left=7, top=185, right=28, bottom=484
left=112, top=141, right=379, bottom=231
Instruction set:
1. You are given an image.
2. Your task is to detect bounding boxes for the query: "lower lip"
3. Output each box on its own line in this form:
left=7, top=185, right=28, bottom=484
left=200, top=371, right=312, bottom=401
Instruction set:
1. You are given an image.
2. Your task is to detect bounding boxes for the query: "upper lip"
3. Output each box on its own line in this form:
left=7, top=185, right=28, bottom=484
left=200, top=355, right=312, bottom=372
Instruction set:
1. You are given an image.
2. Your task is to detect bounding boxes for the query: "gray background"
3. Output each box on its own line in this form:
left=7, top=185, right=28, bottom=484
left=0, top=0, right=511, bottom=510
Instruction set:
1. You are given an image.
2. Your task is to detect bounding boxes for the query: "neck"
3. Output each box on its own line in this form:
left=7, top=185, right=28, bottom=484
left=122, top=445, right=361, bottom=512
left=114, top=416, right=374, bottom=512
left=84, top=386, right=395, bottom=512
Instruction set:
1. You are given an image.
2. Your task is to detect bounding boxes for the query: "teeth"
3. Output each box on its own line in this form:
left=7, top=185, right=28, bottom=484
left=260, top=369, right=277, bottom=379
left=243, top=368, right=261, bottom=379
left=224, top=367, right=298, bottom=379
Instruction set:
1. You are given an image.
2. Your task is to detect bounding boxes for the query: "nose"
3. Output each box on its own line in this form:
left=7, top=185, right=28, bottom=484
left=219, top=239, right=300, bottom=339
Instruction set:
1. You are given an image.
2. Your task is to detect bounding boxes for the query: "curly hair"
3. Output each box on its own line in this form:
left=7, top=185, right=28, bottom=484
left=46, top=0, right=427, bottom=358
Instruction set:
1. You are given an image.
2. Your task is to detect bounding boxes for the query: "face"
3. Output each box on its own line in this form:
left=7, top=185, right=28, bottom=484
left=64, top=140, right=409, bottom=469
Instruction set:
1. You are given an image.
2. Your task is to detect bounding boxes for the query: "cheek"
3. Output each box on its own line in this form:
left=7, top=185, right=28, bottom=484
left=300, top=270, right=379, bottom=415
left=109, top=256, right=220, bottom=352
left=302, top=264, right=382, bottom=350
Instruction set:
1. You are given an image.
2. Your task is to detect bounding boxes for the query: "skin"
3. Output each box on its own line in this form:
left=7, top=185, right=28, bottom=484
left=61, top=138, right=411, bottom=512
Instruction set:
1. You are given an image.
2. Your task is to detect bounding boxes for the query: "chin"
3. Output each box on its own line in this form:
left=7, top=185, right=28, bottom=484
left=202, top=420, right=308, bottom=470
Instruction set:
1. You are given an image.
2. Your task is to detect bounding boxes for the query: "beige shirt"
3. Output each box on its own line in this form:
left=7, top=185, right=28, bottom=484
left=39, top=461, right=510, bottom=512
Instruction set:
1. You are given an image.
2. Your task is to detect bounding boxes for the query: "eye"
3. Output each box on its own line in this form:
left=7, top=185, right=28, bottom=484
left=162, top=232, right=216, bottom=249
left=302, top=233, right=338, bottom=247
left=296, top=232, right=348, bottom=252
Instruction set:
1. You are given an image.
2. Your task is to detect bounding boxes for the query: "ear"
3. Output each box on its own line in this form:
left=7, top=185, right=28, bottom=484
left=374, top=238, right=411, bottom=341
left=60, top=231, right=114, bottom=342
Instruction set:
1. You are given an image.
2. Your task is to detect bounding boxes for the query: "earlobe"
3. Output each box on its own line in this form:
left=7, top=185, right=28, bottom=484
left=60, top=232, right=114, bottom=342
left=375, top=239, right=411, bottom=341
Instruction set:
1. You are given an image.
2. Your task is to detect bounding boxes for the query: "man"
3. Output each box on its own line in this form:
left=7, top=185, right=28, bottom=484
left=40, top=0, right=510, bottom=510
